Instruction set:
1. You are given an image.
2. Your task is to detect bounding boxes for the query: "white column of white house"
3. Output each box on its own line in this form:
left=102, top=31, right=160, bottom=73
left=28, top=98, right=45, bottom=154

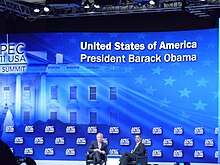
left=15, top=74, right=21, bottom=125
left=39, top=73, right=47, bottom=122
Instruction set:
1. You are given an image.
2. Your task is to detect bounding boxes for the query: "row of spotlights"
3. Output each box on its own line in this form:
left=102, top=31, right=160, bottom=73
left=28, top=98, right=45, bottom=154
left=34, top=7, right=50, bottom=13
left=34, top=1, right=155, bottom=13
left=84, top=4, right=100, bottom=9
left=34, top=4, right=100, bottom=13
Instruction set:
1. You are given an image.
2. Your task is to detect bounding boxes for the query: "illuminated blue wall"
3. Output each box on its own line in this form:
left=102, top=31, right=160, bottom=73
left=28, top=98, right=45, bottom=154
left=0, top=29, right=218, bottom=163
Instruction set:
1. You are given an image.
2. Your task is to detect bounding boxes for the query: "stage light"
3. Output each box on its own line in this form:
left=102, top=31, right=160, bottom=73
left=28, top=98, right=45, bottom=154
left=43, top=6, right=50, bottom=12
left=137, top=2, right=145, bottom=7
left=83, top=0, right=92, bottom=8
left=137, top=2, right=142, bottom=6
left=83, top=0, right=100, bottom=9
left=84, top=4, right=90, bottom=8
left=94, top=4, right=100, bottom=8
left=149, top=0, right=156, bottom=5
left=34, top=8, right=40, bottom=13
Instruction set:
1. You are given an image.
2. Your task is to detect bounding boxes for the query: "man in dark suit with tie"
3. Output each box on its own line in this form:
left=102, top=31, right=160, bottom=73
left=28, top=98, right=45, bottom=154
left=119, top=135, right=146, bottom=165
left=88, top=133, right=108, bottom=165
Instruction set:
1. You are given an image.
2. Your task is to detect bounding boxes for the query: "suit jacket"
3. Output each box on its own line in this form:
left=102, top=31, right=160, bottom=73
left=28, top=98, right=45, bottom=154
left=89, top=141, right=108, bottom=155
left=0, top=140, right=18, bottom=165
left=132, top=142, right=146, bottom=156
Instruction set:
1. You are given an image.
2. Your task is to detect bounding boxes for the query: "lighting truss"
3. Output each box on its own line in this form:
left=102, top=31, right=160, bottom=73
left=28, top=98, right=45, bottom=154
left=183, top=0, right=219, bottom=17
left=0, top=0, right=220, bottom=20
left=0, top=0, right=36, bottom=18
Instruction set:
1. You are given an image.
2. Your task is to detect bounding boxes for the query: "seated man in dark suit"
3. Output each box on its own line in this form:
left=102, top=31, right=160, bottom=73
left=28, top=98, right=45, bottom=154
left=88, top=133, right=108, bottom=165
left=119, top=135, right=146, bottom=165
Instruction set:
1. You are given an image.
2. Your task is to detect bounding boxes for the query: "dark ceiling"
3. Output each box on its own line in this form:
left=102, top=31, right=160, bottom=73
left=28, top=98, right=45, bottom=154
left=0, top=11, right=218, bottom=33
left=0, top=0, right=219, bottom=33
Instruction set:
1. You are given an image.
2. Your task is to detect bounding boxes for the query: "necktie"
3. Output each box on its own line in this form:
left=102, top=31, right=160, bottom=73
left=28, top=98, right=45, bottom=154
left=98, top=142, right=101, bottom=149
left=133, top=143, right=139, bottom=152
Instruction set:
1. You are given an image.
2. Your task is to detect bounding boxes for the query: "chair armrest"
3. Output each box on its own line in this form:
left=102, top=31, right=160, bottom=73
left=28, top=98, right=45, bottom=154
left=85, top=152, right=90, bottom=159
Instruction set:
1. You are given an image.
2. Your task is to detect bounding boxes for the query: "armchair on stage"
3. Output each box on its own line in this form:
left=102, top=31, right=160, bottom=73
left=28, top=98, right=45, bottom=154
left=86, top=152, right=107, bottom=165
left=127, top=151, right=148, bottom=165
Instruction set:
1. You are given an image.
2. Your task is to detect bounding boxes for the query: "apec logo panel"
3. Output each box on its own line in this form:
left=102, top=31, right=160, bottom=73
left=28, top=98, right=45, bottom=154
left=6, top=126, right=14, bottom=133
left=120, top=138, right=130, bottom=146
left=24, top=148, right=34, bottom=155
left=163, top=139, right=173, bottom=146
left=205, top=139, right=214, bottom=147
left=194, top=150, right=204, bottom=158
left=142, top=139, right=152, bottom=146
left=174, top=127, right=184, bottom=135
left=194, top=127, right=204, bottom=135
left=14, top=137, right=24, bottom=144
left=25, top=126, right=34, bottom=133
left=55, top=137, right=65, bottom=145
left=184, top=139, right=194, bottom=147
left=44, top=148, right=54, bottom=156
left=152, top=150, right=162, bottom=157
left=45, top=126, right=55, bottom=133
left=87, top=126, right=97, bottom=134
left=66, top=126, right=76, bottom=134
left=173, top=150, right=183, bottom=158
left=109, top=127, right=120, bottom=134
left=152, top=127, right=163, bottom=135
left=34, top=137, right=44, bottom=145
left=131, top=127, right=141, bottom=134
left=109, top=149, right=119, bottom=155
left=76, top=138, right=87, bottom=145
left=65, top=148, right=76, bottom=156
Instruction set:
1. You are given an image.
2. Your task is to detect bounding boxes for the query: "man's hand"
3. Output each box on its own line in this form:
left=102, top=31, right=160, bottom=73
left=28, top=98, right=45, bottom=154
left=100, top=150, right=105, bottom=154
left=94, top=149, right=105, bottom=154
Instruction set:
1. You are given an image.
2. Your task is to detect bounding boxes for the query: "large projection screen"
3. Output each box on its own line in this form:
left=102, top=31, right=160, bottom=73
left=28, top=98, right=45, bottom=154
left=0, top=29, right=218, bottom=163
